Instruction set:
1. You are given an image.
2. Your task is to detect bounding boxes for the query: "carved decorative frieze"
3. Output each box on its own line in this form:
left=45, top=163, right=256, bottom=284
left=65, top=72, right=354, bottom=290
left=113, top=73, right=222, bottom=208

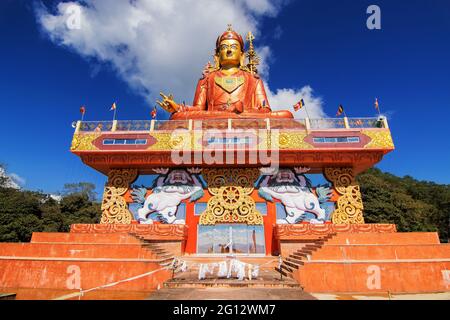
left=274, top=223, right=397, bottom=239
left=70, top=133, right=100, bottom=151
left=200, top=168, right=263, bottom=225
left=324, top=167, right=365, bottom=224
left=70, top=223, right=188, bottom=240
left=362, top=130, right=395, bottom=149
left=100, top=169, right=138, bottom=224
left=277, top=132, right=313, bottom=150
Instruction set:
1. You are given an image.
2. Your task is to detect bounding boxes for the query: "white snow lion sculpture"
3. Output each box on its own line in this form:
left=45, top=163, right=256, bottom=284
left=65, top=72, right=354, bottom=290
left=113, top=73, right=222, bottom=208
left=131, top=168, right=206, bottom=224
left=257, top=167, right=332, bottom=224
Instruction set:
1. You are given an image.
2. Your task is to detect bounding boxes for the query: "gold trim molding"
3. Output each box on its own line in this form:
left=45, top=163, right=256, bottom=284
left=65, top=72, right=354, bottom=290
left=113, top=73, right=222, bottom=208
left=277, top=132, right=313, bottom=150
left=70, top=133, right=100, bottom=151
left=362, top=130, right=394, bottom=149
left=100, top=169, right=138, bottom=224
left=324, top=167, right=364, bottom=224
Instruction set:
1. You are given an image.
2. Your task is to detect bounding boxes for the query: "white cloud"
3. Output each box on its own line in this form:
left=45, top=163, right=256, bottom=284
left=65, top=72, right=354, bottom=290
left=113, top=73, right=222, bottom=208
left=0, top=168, right=24, bottom=189
left=267, top=85, right=326, bottom=119
left=50, top=194, right=63, bottom=202
left=35, top=0, right=324, bottom=117
left=9, top=173, right=26, bottom=187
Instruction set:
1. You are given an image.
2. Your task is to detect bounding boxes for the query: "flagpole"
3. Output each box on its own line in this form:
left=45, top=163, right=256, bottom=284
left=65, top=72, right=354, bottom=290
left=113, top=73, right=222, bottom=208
left=113, top=105, right=117, bottom=121
left=304, top=105, right=311, bottom=119
left=376, top=98, right=382, bottom=116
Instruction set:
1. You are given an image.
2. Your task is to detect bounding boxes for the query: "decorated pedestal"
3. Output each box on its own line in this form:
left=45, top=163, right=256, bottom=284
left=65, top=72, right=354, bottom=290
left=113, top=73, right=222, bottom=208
left=70, top=115, right=394, bottom=256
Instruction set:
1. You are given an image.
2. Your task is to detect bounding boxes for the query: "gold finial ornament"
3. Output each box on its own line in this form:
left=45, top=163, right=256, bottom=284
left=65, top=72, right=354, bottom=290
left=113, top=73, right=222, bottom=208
left=245, top=31, right=260, bottom=74
left=227, top=24, right=233, bottom=31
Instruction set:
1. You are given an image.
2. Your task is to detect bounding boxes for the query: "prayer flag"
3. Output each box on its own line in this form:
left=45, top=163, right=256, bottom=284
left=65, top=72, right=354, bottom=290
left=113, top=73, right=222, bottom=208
left=293, top=99, right=305, bottom=111
left=336, top=104, right=344, bottom=116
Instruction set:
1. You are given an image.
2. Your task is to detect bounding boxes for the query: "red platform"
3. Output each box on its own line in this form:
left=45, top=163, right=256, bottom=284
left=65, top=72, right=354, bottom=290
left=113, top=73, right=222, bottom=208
left=274, top=224, right=450, bottom=293
left=0, top=223, right=448, bottom=298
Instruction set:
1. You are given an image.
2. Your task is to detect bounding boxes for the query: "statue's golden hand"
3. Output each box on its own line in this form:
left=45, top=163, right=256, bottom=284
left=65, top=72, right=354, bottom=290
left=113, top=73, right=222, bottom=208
left=157, top=92, right=183, bottom=113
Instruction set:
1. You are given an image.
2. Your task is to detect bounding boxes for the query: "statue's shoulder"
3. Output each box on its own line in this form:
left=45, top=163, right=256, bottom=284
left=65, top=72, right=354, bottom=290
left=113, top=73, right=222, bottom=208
left=200, top=69, right=219, bottom=80
left=241, top=69, right=261, bottom=80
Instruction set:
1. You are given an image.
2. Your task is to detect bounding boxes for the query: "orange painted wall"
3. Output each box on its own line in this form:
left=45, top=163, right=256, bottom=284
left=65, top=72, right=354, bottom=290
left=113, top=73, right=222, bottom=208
left=31, top=232, right=143, bottom=244
left=0, top=243, right=159, bottom=259
left=0, top=259, right=171, bottom=295
left=325, top=232, right=441, bottom=245
left=296, top=261, right=450, bottom=293
left=302, top=244, right=450, bottom=261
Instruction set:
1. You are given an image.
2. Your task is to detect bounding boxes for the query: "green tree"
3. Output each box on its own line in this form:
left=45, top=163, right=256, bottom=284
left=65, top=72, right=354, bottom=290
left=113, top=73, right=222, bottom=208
left=357, top=168, right=449, bottom=242
left=0, top=178, right=101, bottom=242
left=62, top=182, right=98, bottom=201
left=59, top=192, right=101, bottom=231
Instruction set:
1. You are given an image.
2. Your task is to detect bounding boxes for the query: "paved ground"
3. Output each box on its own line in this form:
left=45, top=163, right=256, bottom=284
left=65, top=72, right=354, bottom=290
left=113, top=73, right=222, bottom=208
left=311, top=292, right=450, bottom=300
left=147, top=287, right=316, bottom=300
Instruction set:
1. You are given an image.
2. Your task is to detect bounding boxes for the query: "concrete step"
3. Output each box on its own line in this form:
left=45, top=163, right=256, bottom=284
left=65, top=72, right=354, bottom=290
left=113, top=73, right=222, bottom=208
left=164, top=280, right=300, bottom=289
left=0, top=293, right=16, bottom=300
left=297, top=249, right=314, bottom=254
left=165, top=268, right=299, bottom=289
left=274, top=267, right=293, bottom=279
left=286, top=257, right=304, bottom=265
left=304, top=244, right=322, bottom=250
left=283, top=260, right=299, bottom=269
left=142, top=244, right=165, bottom=250
left=280, top=264, right=294, bottom=273
left=291, top=253, right=308, bottom=260
left=148, top=288, right=315, bottom=300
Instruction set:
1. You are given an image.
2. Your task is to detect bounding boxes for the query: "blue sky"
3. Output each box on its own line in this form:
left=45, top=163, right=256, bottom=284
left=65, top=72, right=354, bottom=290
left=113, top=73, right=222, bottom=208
left=0, top=0, right=449, bottom=197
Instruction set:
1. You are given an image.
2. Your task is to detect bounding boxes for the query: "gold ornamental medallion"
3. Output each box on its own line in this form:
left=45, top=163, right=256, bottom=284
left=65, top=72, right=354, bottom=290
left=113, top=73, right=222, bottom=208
left=215, top=76, right=245, bottom=93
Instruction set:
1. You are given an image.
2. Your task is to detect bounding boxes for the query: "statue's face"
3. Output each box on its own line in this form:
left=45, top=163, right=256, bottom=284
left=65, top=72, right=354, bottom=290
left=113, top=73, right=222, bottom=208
left=275, top=169, right=296, bottom=184
left=218, top=39, right=242, bottom=68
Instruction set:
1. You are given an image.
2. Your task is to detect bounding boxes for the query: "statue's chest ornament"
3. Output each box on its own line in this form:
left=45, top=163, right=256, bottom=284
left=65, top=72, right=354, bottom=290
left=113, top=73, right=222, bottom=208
left=214, top=76, right=245, bottom=94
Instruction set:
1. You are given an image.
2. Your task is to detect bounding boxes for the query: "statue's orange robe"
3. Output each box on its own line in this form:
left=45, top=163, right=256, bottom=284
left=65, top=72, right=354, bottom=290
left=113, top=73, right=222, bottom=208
left=170, top=70, right=293, bottom=120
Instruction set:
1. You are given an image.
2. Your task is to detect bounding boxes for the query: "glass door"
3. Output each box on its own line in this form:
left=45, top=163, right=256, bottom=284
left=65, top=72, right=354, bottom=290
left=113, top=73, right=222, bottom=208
left=197, top=224, right=265, bottom=255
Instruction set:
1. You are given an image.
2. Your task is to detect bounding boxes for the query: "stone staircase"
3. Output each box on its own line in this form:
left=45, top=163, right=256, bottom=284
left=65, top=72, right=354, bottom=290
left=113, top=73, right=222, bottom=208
left=146, top=255, right=312, bottom=299
left=128, top=233, right=175, bottom=267
left=275, top=233, right=336, bottom=279
left=161, top=256, right=300, bottom=289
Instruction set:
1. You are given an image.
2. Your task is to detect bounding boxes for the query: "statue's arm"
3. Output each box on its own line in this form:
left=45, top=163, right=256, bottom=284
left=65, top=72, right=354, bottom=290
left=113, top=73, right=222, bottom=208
left=255, top=78, right=271, bottom=112
left=188, top=77, right=208, bottom=111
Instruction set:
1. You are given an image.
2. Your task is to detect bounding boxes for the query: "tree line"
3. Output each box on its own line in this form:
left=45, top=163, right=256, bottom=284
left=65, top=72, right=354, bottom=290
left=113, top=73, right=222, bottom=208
left=357, top=168, right=449, bottom=242
left=0, top=181, right=101, bottom=242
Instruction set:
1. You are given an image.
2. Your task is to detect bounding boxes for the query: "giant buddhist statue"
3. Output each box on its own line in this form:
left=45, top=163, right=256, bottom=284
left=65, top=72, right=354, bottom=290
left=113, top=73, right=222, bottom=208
left=157, top=25, right=293, bottom=120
